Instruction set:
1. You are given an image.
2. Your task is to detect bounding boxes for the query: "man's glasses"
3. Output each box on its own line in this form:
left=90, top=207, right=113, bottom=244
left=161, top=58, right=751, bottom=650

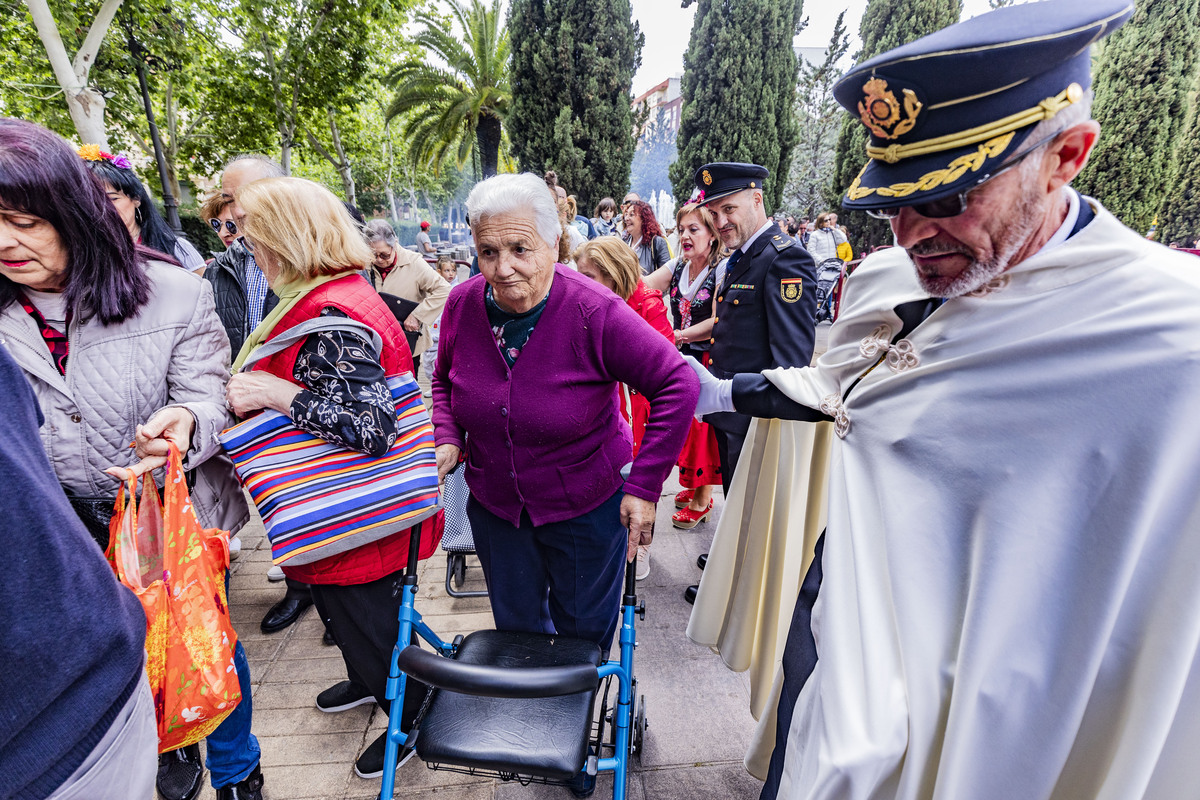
left=209, top=218, right=238, bottom=234
left=865, top=135, right=1056, bottom=221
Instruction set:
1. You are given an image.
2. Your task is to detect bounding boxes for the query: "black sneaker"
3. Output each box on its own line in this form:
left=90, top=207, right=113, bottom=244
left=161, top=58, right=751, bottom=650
left=354, top=731, right=416, bottom=779
left=316, top=680, right=376, bottom=713
left=215, top=763, right=263, bottom=800
left=156, top=743, right=203, bottom=800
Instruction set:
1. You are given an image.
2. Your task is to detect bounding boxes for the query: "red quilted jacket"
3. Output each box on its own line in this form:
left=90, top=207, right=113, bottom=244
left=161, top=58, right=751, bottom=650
left=255, top=273, right=441, bottom=586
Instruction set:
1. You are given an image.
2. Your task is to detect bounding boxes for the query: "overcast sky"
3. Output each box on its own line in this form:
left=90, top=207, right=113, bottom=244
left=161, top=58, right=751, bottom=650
left=629, top=0, right=998, bottom=97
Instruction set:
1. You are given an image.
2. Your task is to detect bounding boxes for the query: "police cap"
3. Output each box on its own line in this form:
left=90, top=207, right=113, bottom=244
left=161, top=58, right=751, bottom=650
left=692, top=162, right=770, bottom=206
left=832, top=0, right=1133, bottom=212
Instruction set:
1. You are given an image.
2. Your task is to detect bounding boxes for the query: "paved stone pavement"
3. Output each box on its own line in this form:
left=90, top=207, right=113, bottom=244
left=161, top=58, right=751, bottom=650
left=192, top=321, right=835, bottom=799
left=195, top=473, right=764, bottom=800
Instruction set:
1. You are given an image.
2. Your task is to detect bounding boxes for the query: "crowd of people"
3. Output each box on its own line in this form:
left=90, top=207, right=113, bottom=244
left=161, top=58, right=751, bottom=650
left=7, top=1, right=1200, bottom=799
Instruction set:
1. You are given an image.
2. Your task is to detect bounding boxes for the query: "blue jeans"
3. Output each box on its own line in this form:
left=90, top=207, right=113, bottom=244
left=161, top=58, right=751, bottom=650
left=467, top=490, right=627, bottom=652
left=205, top=573, right=261, bottom=788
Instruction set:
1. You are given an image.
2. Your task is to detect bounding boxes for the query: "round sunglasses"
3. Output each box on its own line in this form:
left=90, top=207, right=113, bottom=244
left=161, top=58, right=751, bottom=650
left=865, top=134, right=1057, bottom=221
left=209, top=218, right=238, bottom=235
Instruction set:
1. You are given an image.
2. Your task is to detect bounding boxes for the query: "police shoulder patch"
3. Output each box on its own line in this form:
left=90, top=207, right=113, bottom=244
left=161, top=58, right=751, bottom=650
left=780, top=277, right=802, bottom=303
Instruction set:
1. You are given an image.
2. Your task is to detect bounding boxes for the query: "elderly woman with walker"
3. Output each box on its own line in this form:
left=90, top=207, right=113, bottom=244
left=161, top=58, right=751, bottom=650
left=432, top=172, right=696, bottom=648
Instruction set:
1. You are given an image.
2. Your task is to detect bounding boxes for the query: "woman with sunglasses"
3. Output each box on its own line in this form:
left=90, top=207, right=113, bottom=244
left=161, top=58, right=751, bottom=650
left=201, top=191, right=240, bottom=252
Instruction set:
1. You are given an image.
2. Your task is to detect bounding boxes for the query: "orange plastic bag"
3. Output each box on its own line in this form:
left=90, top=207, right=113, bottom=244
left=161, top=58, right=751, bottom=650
left=107, top=445, right=241, bottom=752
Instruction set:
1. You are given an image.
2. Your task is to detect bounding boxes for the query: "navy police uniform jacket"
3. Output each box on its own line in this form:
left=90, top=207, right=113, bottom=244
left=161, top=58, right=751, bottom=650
left=706, top=221, right=818, bottom=435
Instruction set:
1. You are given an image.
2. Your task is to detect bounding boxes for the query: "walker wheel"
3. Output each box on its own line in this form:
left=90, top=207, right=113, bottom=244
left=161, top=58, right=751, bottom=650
left=632, top=694, right=647, bottom=757
left=451, top=554, right=467, bottom=588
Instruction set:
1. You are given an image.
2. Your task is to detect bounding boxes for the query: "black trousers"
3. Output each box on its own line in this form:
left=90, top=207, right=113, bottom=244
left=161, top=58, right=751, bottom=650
left=713, top=426, right=748, bottom=496
left=759, top=533, right=825, bottom=800
left=309, top=570, right=429, bottom=730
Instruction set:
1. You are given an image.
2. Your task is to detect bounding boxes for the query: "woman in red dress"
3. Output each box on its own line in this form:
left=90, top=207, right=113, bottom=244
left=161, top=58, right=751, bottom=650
left=643, top=203, right=724, bottom=528
left=574, top=236, right=673, bottom=579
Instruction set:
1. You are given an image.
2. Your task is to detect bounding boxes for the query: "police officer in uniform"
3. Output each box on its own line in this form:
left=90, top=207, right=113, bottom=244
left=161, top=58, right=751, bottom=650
left=684, top=162, right=818, bottom=604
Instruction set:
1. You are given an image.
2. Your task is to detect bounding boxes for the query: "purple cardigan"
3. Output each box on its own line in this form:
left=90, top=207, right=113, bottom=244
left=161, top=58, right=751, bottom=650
left=432, top=265, right=698, bottom=526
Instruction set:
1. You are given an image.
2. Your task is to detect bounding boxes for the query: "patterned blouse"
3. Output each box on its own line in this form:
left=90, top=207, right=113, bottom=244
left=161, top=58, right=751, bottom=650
left=288, top=308, right=397, bottom=457
left=484, top=283, right=550, bottom=368
left=667, top=258, right=718, bottom=358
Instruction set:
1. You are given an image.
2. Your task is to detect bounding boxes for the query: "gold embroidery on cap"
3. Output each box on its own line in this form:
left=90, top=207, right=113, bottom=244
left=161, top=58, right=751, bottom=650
left=846, top=131, right=1015, bottom=200
left=702, top=170, right=713, bottom=185
left=865, top=85, right=1080, bottom=163
left=859, top=78, right=923, bottom=141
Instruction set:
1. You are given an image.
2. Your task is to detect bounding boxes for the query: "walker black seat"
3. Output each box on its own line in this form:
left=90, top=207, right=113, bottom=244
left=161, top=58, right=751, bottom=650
left=408, top=630, right=602, bottom=779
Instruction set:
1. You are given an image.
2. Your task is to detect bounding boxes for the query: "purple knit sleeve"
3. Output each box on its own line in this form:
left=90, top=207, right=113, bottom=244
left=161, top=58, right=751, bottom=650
left=598, top=296, right=700, bottom=502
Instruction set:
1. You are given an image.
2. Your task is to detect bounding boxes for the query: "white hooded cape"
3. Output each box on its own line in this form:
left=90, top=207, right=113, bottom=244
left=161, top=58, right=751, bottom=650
left=765, top=200, right=1200, bottom=800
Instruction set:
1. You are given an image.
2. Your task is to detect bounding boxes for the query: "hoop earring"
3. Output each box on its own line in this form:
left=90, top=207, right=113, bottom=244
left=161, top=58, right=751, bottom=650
left=134, top=205, right=144, bottom=226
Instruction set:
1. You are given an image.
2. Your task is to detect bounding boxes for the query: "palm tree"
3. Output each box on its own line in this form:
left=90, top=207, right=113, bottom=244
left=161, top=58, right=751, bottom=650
left=385, top=0, right=510, bottom=178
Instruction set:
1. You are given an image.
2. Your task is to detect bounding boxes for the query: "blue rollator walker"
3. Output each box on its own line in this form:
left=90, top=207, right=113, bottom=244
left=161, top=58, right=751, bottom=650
left=378, top=472, right=648, bottom=800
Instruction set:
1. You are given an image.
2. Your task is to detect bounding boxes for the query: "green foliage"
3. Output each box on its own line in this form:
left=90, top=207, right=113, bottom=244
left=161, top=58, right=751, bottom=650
left=784, top=11, right=850, bottom=218
left=385, top=0, right=510, bottom=179
left=507, top=0, right=642, bottom=211
left=829, top=0, right=961, bottom=252
left=1075, top=0, right=1200, bottom=233
left=1159, top=84, right=1200, bottom=246
left=669, top=0, right=804, bottom=211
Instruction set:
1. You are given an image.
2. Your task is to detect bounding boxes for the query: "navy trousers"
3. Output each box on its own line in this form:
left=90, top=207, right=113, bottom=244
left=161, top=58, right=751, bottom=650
left=760, top=533, right=825, bottom=800
left=466, top=490, right=627, bottom=653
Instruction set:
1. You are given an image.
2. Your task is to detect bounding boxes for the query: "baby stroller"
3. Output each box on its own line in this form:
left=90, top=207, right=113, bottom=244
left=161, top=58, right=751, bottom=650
left=814, top=258, right=845, bottom=323
left=378, top=468, right=648, bottom=800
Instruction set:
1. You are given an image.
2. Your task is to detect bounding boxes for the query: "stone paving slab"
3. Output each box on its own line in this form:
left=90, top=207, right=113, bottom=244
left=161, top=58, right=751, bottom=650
left=193, top=461, right=766, bottom=800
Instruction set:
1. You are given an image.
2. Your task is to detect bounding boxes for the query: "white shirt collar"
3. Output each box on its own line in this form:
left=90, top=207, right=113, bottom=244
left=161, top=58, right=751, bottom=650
left=737, top=219, right=775, bottom=254
left=1033, top=189, right=1080, bottom=258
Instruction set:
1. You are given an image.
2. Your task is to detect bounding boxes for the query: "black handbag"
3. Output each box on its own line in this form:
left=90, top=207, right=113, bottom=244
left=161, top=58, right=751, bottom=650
left=63, top=491, right=114, bottom=551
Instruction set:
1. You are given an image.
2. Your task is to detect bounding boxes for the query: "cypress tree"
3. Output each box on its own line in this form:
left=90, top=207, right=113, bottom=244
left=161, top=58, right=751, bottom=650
left=1158, top=82, right=1200, bottom=246
left=828, top=0, right=961, bottom=252
left=1075, top=0, right=1200, bottom=233
left=668, top=0, right=805, bottom=212
left=507, top=0, right=643, bottom=210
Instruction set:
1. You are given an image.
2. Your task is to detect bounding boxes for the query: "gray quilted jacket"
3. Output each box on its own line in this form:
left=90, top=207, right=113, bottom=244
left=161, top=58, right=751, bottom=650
left=0, top=261, right=249, bottom=534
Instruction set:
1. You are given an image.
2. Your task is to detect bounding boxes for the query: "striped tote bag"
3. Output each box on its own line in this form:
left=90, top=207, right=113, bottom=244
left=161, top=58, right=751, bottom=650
left=218, top=318, right=439, bottom=566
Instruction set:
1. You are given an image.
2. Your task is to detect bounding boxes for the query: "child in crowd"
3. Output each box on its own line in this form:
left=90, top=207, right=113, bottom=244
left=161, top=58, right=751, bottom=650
left=423, top=255, right=458, bottom=395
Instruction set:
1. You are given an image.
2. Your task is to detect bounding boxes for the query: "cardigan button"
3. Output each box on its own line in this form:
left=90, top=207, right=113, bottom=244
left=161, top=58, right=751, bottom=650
left=509, top=471, right=515, bottom=479
left=500, top=407, right=508, bottom=416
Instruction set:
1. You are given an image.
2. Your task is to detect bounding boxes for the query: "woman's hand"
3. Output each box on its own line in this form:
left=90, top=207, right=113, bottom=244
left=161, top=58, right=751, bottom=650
left=674, top=329, right=686, bottom=346
left=226, top=372, right=304, bottom=417
left=620, top=495, right=656, bottom=562
left=105, top=407, right=195, bottom=480
left=403, top=315, right=421, bottom=333
left=436, top=443, right=461, bottom=485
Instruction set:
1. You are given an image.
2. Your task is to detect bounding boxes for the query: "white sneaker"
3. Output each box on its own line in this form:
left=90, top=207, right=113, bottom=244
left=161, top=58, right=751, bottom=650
left=635, top=545, right=650, bottom=581
left=267, top=564, right=285, bottom=582
left=228, top=535, right=241, bottom=560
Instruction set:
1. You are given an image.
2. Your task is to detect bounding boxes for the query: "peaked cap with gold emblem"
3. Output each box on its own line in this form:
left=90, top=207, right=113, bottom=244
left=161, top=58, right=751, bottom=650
left=833, top=0, right=1133, bottom=211
left=691, top=162, right=770, bottom=206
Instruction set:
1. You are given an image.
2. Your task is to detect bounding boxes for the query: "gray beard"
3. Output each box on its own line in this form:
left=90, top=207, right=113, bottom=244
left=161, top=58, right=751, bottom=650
left=911, top=183, right=1044, bottom=298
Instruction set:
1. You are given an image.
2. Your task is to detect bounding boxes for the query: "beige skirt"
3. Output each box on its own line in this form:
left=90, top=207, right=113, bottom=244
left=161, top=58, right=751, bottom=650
left=685, top=416, right=832, bottom=778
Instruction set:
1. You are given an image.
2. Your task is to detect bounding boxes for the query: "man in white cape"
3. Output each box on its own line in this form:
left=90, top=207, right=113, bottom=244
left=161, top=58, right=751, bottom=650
left=691, top=1, right=1200, bottom=797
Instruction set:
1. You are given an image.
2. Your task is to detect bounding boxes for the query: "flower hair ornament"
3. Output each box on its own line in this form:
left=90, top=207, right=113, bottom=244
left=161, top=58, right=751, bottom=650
left=77, top=144, right=132, bottom=169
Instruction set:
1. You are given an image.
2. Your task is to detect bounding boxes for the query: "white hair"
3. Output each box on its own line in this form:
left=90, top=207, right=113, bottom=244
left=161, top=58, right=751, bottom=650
left=364, top=218, right=398, bottom=246
left=1010, top=89, right=1094, bottom=161
left=223, top=153, right=285, bottom=180
left=466, top=173, right=561, bottom=250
